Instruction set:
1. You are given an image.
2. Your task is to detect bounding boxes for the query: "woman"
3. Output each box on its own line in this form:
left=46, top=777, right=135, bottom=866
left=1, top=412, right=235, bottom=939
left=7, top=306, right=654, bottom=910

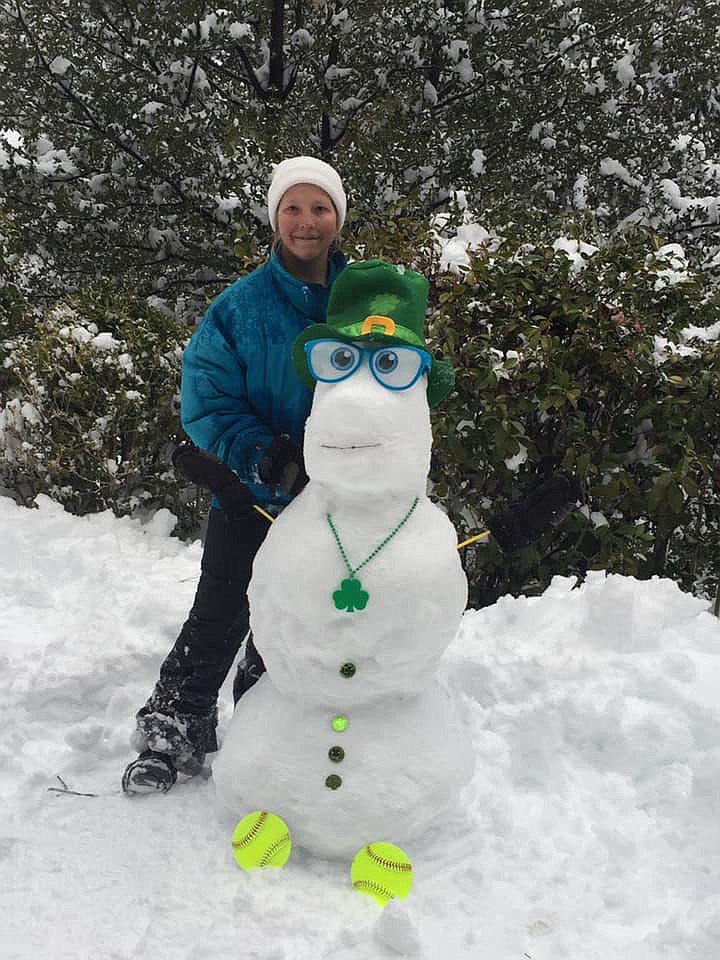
left=122, top=157, right=348, bottom=794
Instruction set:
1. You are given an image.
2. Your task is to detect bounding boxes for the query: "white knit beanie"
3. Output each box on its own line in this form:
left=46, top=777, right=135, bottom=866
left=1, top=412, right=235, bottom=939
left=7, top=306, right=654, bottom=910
left=267, top=156, right=347, bottom=231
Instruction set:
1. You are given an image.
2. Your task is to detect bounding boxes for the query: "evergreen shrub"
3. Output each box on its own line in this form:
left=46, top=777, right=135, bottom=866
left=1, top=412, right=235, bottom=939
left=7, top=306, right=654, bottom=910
left=1, top=213, right=718, bottom=608
left=0, top=284, right=204, bottom=536
left=426, top=226, right=720, bottom=607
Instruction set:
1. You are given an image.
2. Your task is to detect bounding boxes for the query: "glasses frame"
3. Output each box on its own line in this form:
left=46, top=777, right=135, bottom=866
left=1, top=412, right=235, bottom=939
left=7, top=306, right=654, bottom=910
left=304, top=339, right=432, bottom=392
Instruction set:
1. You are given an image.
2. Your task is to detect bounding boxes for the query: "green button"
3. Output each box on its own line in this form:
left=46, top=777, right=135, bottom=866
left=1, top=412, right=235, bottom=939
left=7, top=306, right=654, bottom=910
left=325, top=774, right=342, bottom=790
left=328, top=746, right=345, bottom=763
left=332, top=715, right=348, bottom=732
left=339, top=662, right=356, bottom=678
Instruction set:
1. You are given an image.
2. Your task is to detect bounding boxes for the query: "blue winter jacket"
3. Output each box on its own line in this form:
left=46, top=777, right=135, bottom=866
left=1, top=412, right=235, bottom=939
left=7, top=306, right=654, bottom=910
left=181, top=249, right=347, bottom=507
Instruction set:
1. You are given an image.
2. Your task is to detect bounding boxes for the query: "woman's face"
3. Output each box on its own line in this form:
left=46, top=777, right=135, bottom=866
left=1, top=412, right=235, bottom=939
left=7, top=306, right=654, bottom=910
left=275, top=183, right=339, bottom=273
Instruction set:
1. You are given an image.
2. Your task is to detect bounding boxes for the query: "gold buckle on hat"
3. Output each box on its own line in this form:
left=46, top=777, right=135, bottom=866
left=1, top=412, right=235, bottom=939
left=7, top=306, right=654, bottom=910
left=361, top=315, right=396, bottom=336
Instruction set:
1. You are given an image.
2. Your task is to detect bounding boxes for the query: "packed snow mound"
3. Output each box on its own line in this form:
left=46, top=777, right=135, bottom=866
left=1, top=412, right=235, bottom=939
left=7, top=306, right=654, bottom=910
left=1, top=495, right=719, bottom=960
left=449, top=572, right=717, bottom=795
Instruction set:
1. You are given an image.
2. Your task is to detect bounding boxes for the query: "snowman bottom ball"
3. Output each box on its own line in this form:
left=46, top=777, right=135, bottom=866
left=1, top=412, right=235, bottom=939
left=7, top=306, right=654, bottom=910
left=213, top=675, right=473, bottom=861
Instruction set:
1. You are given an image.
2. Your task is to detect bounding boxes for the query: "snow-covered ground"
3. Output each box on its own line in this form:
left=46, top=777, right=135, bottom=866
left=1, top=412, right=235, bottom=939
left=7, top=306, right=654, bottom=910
left=1, top=494, right=719, bottom=959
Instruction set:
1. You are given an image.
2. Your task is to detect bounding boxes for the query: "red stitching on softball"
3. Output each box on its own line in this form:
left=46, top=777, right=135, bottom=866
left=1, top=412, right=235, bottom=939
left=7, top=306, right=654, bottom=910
left=232, top=810, right=268, bottom=849
left=366, top=844, right=412, bottom=872
left=258, top=831, right=291, bottom=867
left=353, top=879, right=396, bottom=900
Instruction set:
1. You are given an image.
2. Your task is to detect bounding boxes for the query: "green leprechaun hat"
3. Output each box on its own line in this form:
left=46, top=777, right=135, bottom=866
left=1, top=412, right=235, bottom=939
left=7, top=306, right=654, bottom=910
left=292, top=259, right=455, bottom=407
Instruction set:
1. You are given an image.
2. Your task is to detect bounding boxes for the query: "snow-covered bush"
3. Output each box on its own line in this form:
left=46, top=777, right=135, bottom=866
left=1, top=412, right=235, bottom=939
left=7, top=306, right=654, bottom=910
left=2, top=2, right=718, bottom=316
left=0, top=286, right=205, bottom=534
left=427, top=224, right=720, bottom=606
left=2, top=209, right=718, bottom=606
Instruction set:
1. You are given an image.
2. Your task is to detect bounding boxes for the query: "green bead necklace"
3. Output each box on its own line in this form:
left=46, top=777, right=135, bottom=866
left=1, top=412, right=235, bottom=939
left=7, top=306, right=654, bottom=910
left=326, top=497, right=420, bottom=612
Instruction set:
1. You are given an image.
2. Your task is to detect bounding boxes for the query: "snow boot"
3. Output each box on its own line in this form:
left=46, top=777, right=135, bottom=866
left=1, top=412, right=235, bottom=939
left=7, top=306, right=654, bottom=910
left=133, top=684, right=218, bottom=775
left=122, top=750, right=178, bottom=795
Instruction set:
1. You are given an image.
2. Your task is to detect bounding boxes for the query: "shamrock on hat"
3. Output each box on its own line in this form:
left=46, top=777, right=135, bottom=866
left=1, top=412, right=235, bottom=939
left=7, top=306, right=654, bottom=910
left=291, top=259, right=455, bottom=407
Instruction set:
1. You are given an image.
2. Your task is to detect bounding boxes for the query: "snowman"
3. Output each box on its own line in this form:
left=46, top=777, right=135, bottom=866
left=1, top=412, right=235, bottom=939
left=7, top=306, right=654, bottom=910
left=212, top=260, right=473, bottom=861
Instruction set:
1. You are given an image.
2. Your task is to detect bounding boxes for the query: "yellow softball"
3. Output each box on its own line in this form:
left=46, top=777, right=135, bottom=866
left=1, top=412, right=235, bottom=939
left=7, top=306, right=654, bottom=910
left=351, top=841, right=414, bottom=906
left=231, top=810, right=292, bottom=871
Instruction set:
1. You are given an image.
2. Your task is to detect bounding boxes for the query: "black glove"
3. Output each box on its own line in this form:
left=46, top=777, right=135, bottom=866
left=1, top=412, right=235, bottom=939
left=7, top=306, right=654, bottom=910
left=258, top=434, right=308, bottom=496
left=488, top=473, right=582, bottom=553
left=171, top=443, right=258, bottom=519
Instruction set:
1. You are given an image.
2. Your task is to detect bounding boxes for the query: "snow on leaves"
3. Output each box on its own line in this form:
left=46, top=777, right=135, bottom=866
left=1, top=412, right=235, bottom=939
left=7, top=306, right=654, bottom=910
left=0, top=0, right=718, bottom=315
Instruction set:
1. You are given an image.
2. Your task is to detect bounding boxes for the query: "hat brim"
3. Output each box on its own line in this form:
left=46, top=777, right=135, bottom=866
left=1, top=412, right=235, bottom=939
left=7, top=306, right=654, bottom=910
left=291, top=324, right=454, bottom=407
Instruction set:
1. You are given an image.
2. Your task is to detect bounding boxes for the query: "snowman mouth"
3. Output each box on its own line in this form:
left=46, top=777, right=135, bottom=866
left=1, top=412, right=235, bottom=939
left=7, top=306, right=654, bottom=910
left=320, top=443, right=383, bottom=450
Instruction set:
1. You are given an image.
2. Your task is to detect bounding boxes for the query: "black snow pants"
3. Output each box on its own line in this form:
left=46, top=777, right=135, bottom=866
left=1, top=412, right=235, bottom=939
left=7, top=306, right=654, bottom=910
left=134, top=506, right=269, bottom=769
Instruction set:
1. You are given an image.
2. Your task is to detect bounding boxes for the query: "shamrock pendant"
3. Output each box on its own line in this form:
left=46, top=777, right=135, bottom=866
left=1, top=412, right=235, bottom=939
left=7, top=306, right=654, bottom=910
left=333, top=577, right=369, bottom=613
left=326, top=499, right=418, bottom=615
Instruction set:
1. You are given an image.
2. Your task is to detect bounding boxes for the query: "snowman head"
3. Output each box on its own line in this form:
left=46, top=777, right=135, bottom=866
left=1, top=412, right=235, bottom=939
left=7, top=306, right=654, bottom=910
left=293, top=260, right=455, bottom=500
